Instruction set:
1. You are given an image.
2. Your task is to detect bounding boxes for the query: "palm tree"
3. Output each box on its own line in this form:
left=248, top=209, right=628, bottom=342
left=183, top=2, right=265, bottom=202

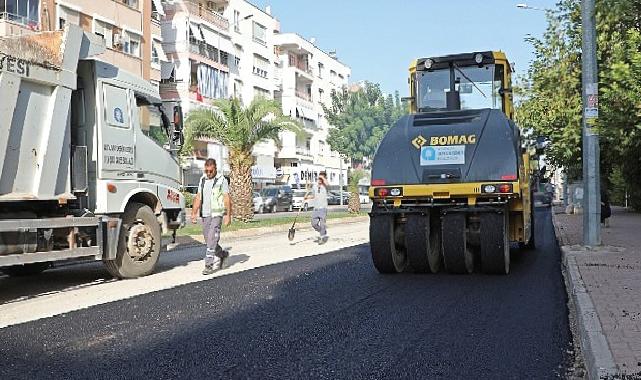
left=347, top=169, right=367, bottom=214
left=184, top=97, right=301, bottom=221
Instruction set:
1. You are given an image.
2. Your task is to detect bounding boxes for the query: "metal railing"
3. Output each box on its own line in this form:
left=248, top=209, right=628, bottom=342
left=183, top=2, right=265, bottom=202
left=184, top=0, right=229, bottom=31
left=0, top=12, right=40, bottom=30
left=295, top=90, right=312, bottom=102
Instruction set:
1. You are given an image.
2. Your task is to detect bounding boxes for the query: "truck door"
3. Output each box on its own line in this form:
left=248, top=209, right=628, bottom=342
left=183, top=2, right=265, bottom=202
left=99, top=83, right=135, bottom=179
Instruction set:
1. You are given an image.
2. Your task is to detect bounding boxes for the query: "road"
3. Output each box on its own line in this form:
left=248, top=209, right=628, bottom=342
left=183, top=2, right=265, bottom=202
left=0, top=208, right=572, bottom=379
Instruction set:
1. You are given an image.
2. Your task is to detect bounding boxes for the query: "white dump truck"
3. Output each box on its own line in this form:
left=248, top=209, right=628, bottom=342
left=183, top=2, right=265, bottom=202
left=0, top=25, right=185, bottom=278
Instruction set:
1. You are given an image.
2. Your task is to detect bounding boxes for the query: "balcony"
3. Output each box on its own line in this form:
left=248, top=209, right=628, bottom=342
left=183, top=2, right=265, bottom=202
left=295, top=90, right=312, bottom=102
left=0, top=12, right=39, bottom=33
left=295, top=148, right=313, bottom=158
left=184, top=0, right=229, bottom=32
left=288, top=54, right=312, bottom=75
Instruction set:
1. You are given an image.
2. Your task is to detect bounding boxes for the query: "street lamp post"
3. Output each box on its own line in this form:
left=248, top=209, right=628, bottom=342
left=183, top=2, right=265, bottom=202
left=581, top=0, right=601, bottom=246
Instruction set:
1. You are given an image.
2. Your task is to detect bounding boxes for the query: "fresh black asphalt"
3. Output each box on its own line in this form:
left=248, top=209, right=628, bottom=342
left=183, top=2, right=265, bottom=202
left=0, top=208, right=572, bottom=379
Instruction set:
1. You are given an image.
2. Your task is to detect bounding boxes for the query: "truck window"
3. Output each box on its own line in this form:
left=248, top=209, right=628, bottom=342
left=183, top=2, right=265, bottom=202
left=104, top=84, right=130, bottom=129
left=136, top=96, right=168, bottom=147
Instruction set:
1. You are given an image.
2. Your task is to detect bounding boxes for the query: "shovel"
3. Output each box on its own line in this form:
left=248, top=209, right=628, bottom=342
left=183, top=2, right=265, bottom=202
left=288, top=206, right=303, bottom=241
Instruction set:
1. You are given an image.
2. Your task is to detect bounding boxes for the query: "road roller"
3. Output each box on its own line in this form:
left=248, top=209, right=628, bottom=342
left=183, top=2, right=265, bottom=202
left=369, top=51, right=535, bottom=275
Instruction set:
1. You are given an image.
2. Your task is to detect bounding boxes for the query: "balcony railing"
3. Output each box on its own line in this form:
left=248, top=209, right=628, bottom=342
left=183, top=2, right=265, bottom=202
left=296, top=148, right=312, bottom=157
left=184, top=0, right=229, bottom=31
left=288, top=54, right=311, bottom=75
left=0, top=12, right=40, bottom=31
left=189, top=38, right=228, bottom=67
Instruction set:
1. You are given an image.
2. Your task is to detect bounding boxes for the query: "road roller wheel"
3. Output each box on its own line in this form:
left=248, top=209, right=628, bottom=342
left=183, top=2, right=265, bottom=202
left=441, top=212, right=473, bottom=274
left=370, top=214, right=408, bottom=274
left=405, top=213, right=442, bottom=273
left=479, top=210, right=510, bottom=275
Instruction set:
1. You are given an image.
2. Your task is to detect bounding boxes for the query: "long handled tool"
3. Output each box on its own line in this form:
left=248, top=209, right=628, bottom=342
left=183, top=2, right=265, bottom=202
left=288, top=206, right=304, bottom=241
left=288, top=188, right=310, bottom=241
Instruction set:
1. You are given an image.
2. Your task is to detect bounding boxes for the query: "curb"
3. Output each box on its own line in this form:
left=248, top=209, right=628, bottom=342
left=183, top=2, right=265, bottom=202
left=553, top=215, right=617, bottom=379
left=164, top=215, right=369, bottom=250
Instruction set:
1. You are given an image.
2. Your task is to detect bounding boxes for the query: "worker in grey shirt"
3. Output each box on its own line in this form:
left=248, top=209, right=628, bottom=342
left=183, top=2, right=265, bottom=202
left=307, top=172, right=329, bottom=244
left=191, top=158, right=232, bottom=275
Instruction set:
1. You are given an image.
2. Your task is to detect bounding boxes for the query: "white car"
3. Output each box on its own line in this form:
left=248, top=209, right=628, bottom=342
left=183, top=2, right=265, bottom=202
left=292, top=189, right=312, bottom=211
left=253, top=192, right=265, bottom=213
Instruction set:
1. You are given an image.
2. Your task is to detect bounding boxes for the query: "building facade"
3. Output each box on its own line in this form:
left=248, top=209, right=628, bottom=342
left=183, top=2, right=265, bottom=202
left=273, top=32, right=351, bottom=189
left=1, top=0, right=168, bottom=88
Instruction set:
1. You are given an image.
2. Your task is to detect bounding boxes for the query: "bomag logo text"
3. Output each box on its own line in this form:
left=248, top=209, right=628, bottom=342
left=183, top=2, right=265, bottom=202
left=429, top=135, right=476, bottom=146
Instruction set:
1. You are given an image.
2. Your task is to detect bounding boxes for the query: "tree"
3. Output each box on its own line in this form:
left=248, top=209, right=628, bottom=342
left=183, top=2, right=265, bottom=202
left=184, top=98, right=300, bottom=221
left=516, top=0, right=641, bottom=210
left=347, top=168, right=367, bottom=213
left=323, top=82, right=406, bottom=167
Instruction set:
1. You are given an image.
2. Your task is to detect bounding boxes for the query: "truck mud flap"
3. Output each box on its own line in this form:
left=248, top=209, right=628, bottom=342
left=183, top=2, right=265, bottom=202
left=441, top=212, right=473, bottom=274
left=479, top=211, right=510, bottom=275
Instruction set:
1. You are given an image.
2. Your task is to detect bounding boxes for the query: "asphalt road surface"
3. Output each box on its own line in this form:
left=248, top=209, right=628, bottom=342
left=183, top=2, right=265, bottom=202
left=0, top=208, right=572, bottom=379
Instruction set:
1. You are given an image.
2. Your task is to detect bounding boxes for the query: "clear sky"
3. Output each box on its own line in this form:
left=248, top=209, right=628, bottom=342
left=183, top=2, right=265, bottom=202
left=251, top=0, right=558, bottom=95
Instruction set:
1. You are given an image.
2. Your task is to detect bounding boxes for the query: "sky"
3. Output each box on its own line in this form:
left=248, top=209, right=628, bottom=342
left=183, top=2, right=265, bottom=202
left=251, top=0, right=558, bottom=95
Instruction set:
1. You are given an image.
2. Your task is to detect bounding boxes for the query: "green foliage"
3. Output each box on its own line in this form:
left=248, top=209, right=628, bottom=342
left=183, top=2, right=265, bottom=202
left=182, top=191, right=194, bottom=209
left=516, top=0, right=641, bottom=210
left=323, top=82, right=407, bottom=163
left=348, top=169, right=367, bottom=193
left=183, top=97, right=302, bottom=155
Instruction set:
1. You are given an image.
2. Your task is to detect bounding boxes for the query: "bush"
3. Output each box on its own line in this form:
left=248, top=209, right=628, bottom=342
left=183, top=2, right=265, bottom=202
left=183, top=191, right=194, bottom=209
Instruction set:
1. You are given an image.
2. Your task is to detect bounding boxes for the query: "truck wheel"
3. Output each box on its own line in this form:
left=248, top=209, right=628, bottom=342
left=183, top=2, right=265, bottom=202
left=105, top=202, right=161, bottom=279
left=1, top=262, right=51, bottom=277
left=480, top=210, right=510, bottom=275
left=370, top=214, right=408, bottom=273
left=441, top=212, right=473, bottom=274
left=405, top=213, right=442, bottom=273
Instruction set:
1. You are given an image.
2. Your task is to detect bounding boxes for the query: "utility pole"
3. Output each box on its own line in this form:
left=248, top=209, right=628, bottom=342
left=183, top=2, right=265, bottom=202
left=581, top=0, right=601, bottom=246
left=339, top=156, right=344, bottom=206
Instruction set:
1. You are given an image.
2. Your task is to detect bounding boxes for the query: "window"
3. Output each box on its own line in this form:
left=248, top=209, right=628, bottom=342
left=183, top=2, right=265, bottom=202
left=151, top=39, right=166, bottom=67
left=252, top=21, right=266, bottom=45
left=122, top=32, right=141, bottom=57
left=253, top=54, right=269, bottom=78
left=1, top=0, right=39, bottom=25
left=58, top=17, right=66, bottom=30
left=93, top=20, right=113, bottom=49
left=253, top=86, right=269, bottom=99
left=330, top=70, right=337, bottom=83
left=233, top=10, right=240, bottom=33
left=121, top=0, right=139, bottom=10
left=317, top=62, right=324, bottom=79
left=138, top=96, right=168, bottom=148
left=220, top=50, right=229, bottom=66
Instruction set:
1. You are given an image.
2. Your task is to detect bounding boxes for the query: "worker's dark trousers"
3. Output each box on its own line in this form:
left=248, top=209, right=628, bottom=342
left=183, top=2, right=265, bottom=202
left=202, top=216, right=223, bottom=266
left=311, top=208, right=327, bottom=237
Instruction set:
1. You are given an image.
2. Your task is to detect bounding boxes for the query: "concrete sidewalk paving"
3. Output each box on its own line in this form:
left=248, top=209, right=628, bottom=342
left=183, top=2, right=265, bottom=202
left=554, top=207, right=641, bottom=379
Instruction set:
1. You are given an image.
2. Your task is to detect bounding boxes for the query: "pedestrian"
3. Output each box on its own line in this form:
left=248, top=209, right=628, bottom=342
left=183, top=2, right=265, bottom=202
left=191, top=158, right=232, bottom=275
left=601, top=188, right=611, bottom=227
left=307, top=172, right=329, bottom=244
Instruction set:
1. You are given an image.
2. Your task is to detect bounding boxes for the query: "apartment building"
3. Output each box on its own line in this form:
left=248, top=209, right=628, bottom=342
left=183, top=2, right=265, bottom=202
left=273, top=32, right=351, bottom=189
left=0, top=0, right=166, bottom=87
left=160, top=0, right=281, bottom=187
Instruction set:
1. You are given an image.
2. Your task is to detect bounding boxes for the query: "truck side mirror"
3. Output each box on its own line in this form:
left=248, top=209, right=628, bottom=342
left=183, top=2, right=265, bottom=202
left=173, top=105, right=184, bottom=147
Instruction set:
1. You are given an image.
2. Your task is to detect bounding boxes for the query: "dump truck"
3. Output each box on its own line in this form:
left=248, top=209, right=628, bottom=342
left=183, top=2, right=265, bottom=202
left=369, top=52, right=534, bottom=275
left=0, top=26, right=185, bottom=278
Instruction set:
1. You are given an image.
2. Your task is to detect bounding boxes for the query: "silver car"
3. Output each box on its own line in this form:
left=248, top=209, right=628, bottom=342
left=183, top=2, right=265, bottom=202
left=292, top=189, right=312, bottom=211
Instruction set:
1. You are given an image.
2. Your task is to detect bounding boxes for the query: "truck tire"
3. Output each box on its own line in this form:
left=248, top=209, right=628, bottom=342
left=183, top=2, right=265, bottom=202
left=405, top=213, right=442, bottom=273
left=370, top=214, right=407, bottom=273
left=480, top=211, right=510, bottom=275
left=105, top=203, right=161, bottom=279
left=441, top=212, right=473, bottom=274
left=1, top=262, right=51, bottom=277
left=525, top=200, right=536, bottom=249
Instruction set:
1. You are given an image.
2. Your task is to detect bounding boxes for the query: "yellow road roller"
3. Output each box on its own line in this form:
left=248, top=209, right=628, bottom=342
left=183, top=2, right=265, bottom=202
left=369, top=51, right=534, bottom=275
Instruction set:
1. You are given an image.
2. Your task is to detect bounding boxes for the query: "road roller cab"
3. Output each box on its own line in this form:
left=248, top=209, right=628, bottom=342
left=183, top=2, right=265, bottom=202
left=369, top=52, right=534, bottom=275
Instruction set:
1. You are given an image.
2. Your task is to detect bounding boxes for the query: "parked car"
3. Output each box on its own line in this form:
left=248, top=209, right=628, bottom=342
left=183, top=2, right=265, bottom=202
left=328, top=191, right=349, bottom=205
left=292, top=189, right=313, bottom=211
left=260, top=185, right=294, bottom=213
left=253, top=192, right=265, bottom=214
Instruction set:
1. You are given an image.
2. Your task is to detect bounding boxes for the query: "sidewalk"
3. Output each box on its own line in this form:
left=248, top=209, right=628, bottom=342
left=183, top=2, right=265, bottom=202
left=554, top=207, right=641, bottom=379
